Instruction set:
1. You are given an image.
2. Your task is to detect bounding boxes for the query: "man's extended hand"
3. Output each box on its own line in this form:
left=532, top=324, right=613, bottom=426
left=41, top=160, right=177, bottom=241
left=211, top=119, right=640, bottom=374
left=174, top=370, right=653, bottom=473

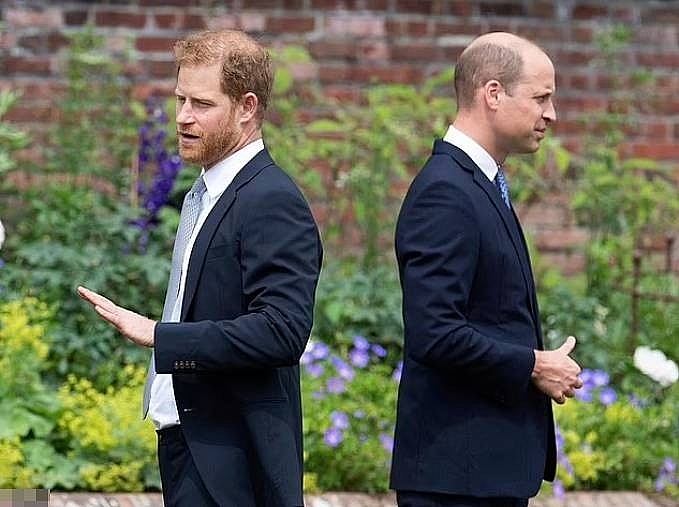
left=532, top=336, right=583, bottom=404
left=77, top=286, right=156, bottom=348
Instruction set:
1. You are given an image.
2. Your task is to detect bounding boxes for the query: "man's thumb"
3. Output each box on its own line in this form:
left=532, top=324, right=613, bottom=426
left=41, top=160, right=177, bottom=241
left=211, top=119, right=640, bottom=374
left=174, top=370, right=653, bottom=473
left=559, top=335, right=576, bottom=354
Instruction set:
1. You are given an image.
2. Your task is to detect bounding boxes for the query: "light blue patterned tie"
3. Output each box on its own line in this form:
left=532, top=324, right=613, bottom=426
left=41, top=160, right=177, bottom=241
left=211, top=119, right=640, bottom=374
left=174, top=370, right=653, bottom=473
left=142, top=174, right=207, bottom=416
left=495, top=165, right=511, bottom=209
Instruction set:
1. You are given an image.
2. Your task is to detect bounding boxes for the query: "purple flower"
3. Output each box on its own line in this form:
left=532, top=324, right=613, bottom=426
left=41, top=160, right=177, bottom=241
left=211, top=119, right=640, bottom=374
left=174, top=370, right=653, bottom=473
left=326, top=376, right=346, bottom=394
left=349, top=348, right=370, bottom=368
left=662, top=458, right=677, bottom=474
left=575, top=387, right=593, bottom=403
left=353, top=335, right=370, bottom=350
left=353, top=410, right=365, bottom=419
left=371, top=343, right=387, bottom=358
left=379, top=433, right=394, bottom=453
left=628, top=394, right=646, bottom=409
left=591, top=370, right=610, bottom=387
left=312, top=390, right=325, bottom=400
left=311, top=342, right=330, bottom=361
left=305, top=362, right=325, bottom=378
left=323, top=427, right=343, bottom=448
left=331, top=356, right=355, bottom=381
left=330, top=410, right=350, bottom=430
left=553, top=479, right=565, bottom=499
left=599, top=387, right=617, bottom=406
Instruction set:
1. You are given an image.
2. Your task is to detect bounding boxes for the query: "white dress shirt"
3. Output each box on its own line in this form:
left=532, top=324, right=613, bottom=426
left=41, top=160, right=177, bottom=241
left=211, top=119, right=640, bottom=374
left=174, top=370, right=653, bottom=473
left=149, top=138, right=265, bottom=430
left=443, top=125, right=499, bottom=183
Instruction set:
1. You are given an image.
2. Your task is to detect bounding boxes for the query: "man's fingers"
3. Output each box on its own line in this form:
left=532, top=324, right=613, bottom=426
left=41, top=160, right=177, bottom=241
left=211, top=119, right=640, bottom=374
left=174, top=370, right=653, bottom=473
left=558, top=335, right=576, bottom=355
left=78, top=286, right=116, bottom=310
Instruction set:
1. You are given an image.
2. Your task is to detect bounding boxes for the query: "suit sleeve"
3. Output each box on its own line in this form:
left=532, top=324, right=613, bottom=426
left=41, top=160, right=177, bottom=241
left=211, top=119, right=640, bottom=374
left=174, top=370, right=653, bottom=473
left=154, top=187, right=322, bottom=371
left=396, top=177, right=534, bottom=405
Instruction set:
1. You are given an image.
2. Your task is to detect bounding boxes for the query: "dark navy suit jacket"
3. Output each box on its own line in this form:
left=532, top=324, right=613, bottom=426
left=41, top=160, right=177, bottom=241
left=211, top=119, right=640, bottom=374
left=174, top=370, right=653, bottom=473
left=154, top=149, right=322, bottom=506
left=390, top=140, right=555, bottom=498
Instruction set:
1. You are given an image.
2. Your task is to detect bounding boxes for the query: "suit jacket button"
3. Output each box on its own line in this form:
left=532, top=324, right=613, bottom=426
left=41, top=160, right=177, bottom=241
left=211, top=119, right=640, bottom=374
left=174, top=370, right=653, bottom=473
left=190, top=361, right=196, bottom=369
left=173, top=361, right=179, bottom=369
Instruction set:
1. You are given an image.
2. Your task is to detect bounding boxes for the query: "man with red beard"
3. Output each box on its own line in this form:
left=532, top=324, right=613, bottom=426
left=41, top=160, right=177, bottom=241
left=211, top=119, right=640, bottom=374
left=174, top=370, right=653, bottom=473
left=79, top=30, right=322, bottom=506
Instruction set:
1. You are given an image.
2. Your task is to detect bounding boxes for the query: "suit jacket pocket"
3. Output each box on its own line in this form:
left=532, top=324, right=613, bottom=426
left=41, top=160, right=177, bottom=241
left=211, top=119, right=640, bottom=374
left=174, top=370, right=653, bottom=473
left=230, top=369, right=289, bottom=404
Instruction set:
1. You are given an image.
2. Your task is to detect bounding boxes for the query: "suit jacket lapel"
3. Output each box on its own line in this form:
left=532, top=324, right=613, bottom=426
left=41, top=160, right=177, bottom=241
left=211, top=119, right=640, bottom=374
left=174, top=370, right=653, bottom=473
left=180, top=149, right=276, bottom=321
left=434, top=141, right=540, bottom=324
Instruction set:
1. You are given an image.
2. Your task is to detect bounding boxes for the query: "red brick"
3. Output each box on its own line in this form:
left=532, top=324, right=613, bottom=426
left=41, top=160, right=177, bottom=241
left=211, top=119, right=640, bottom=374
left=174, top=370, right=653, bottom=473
left=532, top=0, right=556, bottom=18
left=611, top=6, right=635, bottom=23
left=140, top=0, right=203, bottom=5
left=325, top=15, right=384, bottom=36
left=4, top=7, right=61, bottom=28
left=18, top=35, right=46, bottom=53
left=444, top=1, right=474, bottom=16
left=572, top=4, right=608, bottom=19
left=387, top=19, right=430, bottom=37
left=358, top=41, right=389, bottom=61
left=350, top=65, right=423, bottom=84
left=64, top=10, right=89, bottom=26
left=312, top=0, right=356, bottom=8
left=309, top=41, right=358, bottom=61
left=391, top=43, right=443, bottom=62
left=183, top=14, right=206, bottom=30
left=319, top=64, right=351, bottom=83
left=243, top=0, right=280, bottom=7
left=539, top=251, right=586, bottom=276
left=637, top=52, right=679, bottom=69
left=643, top=122, right=669, bottom=138
left=47, top=32, right=70, bottom=51
left=571, top=26, right=594, bottom=43
left=555, top=48, right=595, bottom=66
left=3, top=56, right=52, bottom=76
left=434, top=20, right=482, bottom=36
left=631, top=142, right=679, bottom=160
left=480, top=1, right=525, bottom=16
left=136, top=37, right=178, bottom=53
left=266, top=16, right=315, bottom=34
left=324, top=85, right=362, bottom=102
left=534, top=228, right=589, bottom=251
left=95, top=11, right=147, bottom=29
left=155, top=13, right=179, bottom=29
left=132, top=82, right=175, bottom=101
left=566, top=73, right=591, bottom=90
left=395, top=0, right=433, bottom=14
left=641, top=7, right=679, bottom=23
left=4, top=104, right=53, bottom=122
left=145, top=59, right=176, bottom=79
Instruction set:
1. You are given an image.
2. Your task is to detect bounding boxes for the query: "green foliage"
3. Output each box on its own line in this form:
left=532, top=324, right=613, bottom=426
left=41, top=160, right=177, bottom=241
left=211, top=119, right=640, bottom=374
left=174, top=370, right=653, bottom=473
left=58, top=366, right=159, bottom=491
left=44, top=28, right=138, bottom=190
left=312, top=261, right=402, bottom=350
left=554, top=385, right=678, bottom=494
left=0, top=89, right=30, bottom=175
left=301, top=339, right=398, bottom=492
left=3, top=184, right=170, bottom=386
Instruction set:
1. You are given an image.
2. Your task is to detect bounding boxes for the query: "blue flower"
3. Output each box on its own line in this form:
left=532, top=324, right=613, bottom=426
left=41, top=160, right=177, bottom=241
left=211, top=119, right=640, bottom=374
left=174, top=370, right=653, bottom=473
left=599, top=387, right=617, bottom=406
left=326, top=376, right=346, bottom=394
left=553, top=479, right=565, bottom=499
left=323, top=427, right=343, bottom=448
left=353, top=335, right=370, bottom=350
left=331, top=356, right=355, bottom=381
left=349, top=347, right=370, bottom=368
left=371, top=343, right=387, bottom=358
left=305, top=362, right=325, bottom=378
left=311, top=341, right=330, bottom=361
left=330, top=410, right=350, bottom=430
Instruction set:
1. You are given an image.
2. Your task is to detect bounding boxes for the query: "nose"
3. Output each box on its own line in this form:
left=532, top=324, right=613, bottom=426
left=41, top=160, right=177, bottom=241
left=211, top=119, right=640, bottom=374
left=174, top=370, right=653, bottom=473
left=544, top=99, right=557, bottom=123
left=176, top=100, right=194, bottom=125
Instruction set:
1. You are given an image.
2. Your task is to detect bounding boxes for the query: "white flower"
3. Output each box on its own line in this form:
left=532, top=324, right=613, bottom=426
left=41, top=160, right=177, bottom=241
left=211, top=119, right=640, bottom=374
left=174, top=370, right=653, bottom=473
left=0, top=219, right=4, bottom=250
left=634, top=346, right=679, bottom=387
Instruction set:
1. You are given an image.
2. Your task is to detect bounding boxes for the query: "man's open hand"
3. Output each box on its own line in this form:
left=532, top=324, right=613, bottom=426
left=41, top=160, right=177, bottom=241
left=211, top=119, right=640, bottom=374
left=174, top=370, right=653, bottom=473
left=77, top=286, right=156, bottom=348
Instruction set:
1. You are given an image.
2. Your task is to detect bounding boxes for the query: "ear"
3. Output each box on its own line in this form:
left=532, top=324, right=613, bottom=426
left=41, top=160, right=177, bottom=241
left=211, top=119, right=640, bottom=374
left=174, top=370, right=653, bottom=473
left=483, top=79, right=504, bottom=111
left=239, top=92, right=259, bottom=124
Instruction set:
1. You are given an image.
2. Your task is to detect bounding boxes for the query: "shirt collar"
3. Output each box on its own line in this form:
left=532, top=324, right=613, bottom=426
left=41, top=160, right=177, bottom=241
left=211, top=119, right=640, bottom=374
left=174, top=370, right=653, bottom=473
left=201, top=138, right=265, bottom=199
left=442, top=125, right=499, bottom=182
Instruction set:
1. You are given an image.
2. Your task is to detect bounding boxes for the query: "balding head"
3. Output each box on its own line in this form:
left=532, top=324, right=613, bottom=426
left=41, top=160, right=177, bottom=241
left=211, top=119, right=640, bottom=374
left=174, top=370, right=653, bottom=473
left=454, top=32, right=548, bottom=110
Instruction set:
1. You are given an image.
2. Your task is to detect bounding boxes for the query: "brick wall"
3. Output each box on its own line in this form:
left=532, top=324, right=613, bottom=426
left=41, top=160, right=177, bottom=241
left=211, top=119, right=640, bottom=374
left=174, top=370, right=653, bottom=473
left=4, top=0, right=679, bottom=273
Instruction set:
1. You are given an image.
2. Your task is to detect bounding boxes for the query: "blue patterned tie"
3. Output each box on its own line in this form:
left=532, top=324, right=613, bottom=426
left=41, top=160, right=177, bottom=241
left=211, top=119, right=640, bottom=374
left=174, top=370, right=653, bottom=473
left=142, top=174, right=207, bottom=416
left=495, top=165, right=511, bottom=209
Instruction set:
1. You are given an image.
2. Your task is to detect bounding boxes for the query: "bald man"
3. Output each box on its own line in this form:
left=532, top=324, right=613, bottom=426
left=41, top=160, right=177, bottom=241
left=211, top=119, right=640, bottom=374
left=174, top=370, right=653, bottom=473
left=390, top=32, right=583, bottom=507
